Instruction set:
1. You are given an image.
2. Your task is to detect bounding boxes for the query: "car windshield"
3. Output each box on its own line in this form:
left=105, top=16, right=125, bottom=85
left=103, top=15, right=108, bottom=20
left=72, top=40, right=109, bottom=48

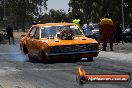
left=93, top=24, right=99, bottom=29
left=41, top=25, right=83, bottom=38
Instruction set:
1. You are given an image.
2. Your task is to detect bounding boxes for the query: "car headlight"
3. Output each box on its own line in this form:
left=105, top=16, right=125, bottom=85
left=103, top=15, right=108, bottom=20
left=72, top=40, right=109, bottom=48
left=87, top=44, right=97, bottom=50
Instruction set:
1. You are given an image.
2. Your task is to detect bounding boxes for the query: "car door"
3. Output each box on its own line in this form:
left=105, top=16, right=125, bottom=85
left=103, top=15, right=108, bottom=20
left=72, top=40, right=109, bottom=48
left=26, top=27, right=37, bottom=54
left=31, top=27, right=40, bottom=56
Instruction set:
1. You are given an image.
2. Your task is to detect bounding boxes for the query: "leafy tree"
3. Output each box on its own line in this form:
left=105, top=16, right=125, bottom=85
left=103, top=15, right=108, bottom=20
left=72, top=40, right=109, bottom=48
left=6, top=0, right=48, bottom=31
left=68, top=0, right=132, bottom=24
left=39, top=9, right=68, bottom=23
left=69, top=0, right=102, bottom=23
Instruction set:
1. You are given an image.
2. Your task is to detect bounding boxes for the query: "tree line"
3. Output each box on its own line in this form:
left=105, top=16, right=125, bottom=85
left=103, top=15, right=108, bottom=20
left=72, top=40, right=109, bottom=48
left=40, top=0, right=132, bottom=26
left=0, top=0, right=48, bottom=31
left=68, top=0, right=132, bottom=24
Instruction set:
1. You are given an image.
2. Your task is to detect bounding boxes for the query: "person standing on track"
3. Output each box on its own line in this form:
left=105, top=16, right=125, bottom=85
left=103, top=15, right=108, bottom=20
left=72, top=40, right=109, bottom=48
left=6, top=24, right=15, bottom=45
left=99, top=14, right=116, bottom=51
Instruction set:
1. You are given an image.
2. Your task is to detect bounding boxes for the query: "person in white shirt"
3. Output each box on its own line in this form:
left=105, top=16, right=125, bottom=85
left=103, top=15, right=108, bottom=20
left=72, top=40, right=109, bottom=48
left=82, top=23, right=92, bottom=37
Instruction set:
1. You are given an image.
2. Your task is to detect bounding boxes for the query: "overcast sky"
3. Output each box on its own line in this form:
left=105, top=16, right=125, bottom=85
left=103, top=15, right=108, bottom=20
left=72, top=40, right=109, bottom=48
left=47, top=0, right=70, bottom=13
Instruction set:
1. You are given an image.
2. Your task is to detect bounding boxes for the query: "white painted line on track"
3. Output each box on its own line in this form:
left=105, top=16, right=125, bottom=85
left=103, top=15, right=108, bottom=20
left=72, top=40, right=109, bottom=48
left=31, top=68, right=73, bottom=71
left=0, top=52, right=21, bottom=55
left=99, top=51, right=132, bottom=62
left=0, top=67, right=21, bottom=76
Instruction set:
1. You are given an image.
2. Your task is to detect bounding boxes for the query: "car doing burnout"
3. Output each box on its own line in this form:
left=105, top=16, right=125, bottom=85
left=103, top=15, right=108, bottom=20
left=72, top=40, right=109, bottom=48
left=20, top=23, right=99, bottom=62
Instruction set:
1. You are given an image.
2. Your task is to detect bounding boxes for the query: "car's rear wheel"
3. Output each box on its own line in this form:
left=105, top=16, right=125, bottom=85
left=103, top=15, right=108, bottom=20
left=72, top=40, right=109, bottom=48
left=28, top=54, right=33, bottom=61
left=28, top=54, right=39, bottom=63
left=22, top=45, right=28, bottom=54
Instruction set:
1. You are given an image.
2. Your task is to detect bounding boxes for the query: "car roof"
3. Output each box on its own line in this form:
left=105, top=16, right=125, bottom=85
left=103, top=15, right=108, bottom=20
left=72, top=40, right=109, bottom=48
left=32, top=23, right=77, bottom=27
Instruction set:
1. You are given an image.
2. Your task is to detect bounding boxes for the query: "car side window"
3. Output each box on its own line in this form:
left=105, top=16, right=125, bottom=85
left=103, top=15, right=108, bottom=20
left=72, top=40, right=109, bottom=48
left=29, top=27, right=36, bottom=38
left=34, top=28, right=39, bottom=39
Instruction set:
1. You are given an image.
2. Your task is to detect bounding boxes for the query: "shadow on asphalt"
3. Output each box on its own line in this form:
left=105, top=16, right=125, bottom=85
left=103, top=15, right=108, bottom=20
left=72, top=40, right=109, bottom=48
left=25, top=58, right=94, bottom=64
left=0, top=40, right=8, bottom=45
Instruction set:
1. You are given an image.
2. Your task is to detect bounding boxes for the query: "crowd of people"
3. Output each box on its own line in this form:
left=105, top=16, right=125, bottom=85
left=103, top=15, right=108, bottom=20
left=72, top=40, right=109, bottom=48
left=73, top=14, right=126, bottom=51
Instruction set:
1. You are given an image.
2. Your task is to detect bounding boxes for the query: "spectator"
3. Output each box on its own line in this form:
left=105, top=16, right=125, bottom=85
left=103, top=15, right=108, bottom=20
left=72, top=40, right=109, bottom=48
left=99, top=14, right=116, bottom=51
left=6, top=24, right=15, bottom=45
left=82, top=23, right=92, bottom=37
left=73, top=19, right=80, bottom=26
left=72, top=15, right=82, bottom=27
left=115, top=22, right=122, bottom=45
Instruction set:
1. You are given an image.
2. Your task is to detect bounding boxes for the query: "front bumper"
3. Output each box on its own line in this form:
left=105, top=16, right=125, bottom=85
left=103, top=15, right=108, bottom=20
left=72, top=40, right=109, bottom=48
left=46, top=50, right=99, bottom=59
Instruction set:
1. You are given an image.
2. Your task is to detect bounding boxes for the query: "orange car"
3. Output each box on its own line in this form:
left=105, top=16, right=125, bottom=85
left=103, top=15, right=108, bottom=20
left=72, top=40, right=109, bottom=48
left=20, top=23, right=99, bottom=62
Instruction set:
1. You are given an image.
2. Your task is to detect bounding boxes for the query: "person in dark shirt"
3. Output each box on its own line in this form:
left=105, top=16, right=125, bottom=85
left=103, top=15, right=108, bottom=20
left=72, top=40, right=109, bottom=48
left=115, top=23, right=122, bottom=45
left=6, top=24, right=15, bottom=45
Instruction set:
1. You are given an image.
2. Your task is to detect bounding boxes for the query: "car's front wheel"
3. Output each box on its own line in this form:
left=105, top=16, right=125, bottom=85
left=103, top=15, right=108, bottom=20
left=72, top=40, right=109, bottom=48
left=87, top=57, right=93, bottom=62
left=41, top=51, right=49, bottom=63
left=76, top=57, right=82, bottom=62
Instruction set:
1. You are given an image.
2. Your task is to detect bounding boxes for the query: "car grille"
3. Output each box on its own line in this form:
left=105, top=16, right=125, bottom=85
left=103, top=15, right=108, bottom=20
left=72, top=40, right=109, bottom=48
left=51, top=44, right=97, bottom=53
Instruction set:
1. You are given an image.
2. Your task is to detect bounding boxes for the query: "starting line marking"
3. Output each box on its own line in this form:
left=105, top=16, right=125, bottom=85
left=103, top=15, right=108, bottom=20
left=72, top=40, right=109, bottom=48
left=31, top=68, right=73, bottom=71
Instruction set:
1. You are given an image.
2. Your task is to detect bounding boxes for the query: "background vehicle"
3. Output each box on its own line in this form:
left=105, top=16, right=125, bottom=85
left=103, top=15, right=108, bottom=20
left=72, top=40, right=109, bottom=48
left=20, top=23, right=99, bottom=62
left=89, top=23, right=101, bottom=43
left=123, top=27, right=132, bottom=42
left=0, top=29, right=7, bottom=42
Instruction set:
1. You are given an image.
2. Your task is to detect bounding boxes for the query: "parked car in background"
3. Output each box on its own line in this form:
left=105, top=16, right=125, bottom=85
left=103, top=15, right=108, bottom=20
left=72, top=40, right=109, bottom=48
left=89, top=23, right=101, bottom=43
left=123, top=27, right=132, bottom=42
left=20, top=23, right=99, bottom=63
left=0, top=29, right=7, bottom=42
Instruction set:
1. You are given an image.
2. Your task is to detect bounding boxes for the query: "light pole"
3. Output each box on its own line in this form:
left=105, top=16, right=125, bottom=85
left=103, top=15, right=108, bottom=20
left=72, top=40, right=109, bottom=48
left=122, top=0, right=128, bottom=30
left=122, top=0, right=125, bottom=31
left=3, top=0, right=7, bottom=27
left=121, top=0, right=129, bottom=43
left=0, top=1, right=2, bottom=20
left=3, top=0, right=7, bottom=20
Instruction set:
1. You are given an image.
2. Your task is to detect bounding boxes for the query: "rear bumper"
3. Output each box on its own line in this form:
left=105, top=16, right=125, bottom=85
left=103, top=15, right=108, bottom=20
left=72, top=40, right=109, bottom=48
left=123, top=33, right=132, bottom=42
left=46, top=51, right=99, bottom=59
